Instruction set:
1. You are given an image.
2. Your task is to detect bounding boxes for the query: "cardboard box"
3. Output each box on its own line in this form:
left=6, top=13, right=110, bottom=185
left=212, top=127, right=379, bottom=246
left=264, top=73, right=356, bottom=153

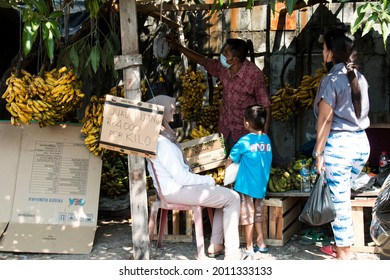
left=0, top=122, right=22, bottom=236
left=180, top=133, right=227, bottom=173
left=0, top=122, right=102, bottom=254
left=99, top=94, right=164, bottom=159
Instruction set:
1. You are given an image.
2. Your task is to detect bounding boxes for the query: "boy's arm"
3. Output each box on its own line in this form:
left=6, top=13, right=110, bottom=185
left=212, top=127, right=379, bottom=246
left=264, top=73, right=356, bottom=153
left=225, top=156, right=233, bottom=168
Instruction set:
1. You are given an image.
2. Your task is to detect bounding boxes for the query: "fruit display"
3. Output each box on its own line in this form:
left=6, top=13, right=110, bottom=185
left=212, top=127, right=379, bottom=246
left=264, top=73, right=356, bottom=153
left=267, top=155, right=313, bottom=192
left=190, top=124, right=212, bottom=139
left=271, top=66, right=328, bottom=122
left=178, top=66, right=207, bottom=122
left=2, top=67, right=85, bottom=127
left=81, top=85, right=124, bottom=157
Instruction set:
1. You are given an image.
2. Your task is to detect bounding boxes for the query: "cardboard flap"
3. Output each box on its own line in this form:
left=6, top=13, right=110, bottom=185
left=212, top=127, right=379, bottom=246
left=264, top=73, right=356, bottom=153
left=0, top=122, right=23, bottom=236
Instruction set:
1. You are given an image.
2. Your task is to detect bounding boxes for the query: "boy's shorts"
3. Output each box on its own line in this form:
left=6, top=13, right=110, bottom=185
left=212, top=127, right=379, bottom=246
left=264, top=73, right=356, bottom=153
left=238, top=192, right=265, bottom=226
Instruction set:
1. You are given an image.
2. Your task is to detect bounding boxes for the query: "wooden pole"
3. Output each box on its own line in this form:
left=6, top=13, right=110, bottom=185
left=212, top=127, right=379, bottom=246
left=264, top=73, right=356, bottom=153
left=118, top=0, right=149, bottom=260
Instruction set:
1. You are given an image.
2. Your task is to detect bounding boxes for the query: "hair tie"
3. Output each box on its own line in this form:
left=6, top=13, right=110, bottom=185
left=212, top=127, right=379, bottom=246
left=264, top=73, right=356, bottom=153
left=346, top=62, right=355, bottom=72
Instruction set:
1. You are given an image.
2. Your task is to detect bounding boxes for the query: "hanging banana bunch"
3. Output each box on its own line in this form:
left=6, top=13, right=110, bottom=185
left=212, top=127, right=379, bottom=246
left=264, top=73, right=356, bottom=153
left=100, top=154, right=129, bottom=198
left=271, top=83, right=297, bottom=122
left=81, top=95, right=105, bottom=157
left=81, top=85, right=124, bottom=157
left=294, top=66, right=328, bottom=112
left=2, top=67, right=84, bottom=127
left=197, top=81, right=223, bottom=133
left=178, top=66, right=207, bottom=122
left=270, top=66, right=328, bottom=122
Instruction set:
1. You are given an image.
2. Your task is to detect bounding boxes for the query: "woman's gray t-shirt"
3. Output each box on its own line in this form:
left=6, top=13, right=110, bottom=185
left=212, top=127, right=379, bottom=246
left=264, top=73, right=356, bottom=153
left=313, top=63, right=370, bottom=132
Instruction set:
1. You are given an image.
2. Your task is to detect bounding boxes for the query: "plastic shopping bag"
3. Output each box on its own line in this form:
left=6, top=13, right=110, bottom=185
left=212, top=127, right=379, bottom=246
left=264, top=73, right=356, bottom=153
left=224, top=162, right=240, bottom=186
left=299, top=171, right=336, bottom=226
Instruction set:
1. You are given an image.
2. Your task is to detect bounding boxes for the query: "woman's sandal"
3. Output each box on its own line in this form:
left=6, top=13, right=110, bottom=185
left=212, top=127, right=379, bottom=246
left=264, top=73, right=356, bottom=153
left=208, top=251, right=224, bottom=258
left=207, top=244, right=224, bottom=258
left=320, top=245, right=337, bottom=258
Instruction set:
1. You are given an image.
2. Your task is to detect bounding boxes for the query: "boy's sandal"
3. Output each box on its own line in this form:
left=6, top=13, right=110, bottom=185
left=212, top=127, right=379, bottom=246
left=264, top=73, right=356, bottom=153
left=254, top=244, right=269, bottom=253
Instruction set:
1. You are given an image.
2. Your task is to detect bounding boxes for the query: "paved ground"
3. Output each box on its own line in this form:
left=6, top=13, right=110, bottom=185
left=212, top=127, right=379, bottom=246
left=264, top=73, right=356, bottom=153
left=0, top=216, right=380, bottom=261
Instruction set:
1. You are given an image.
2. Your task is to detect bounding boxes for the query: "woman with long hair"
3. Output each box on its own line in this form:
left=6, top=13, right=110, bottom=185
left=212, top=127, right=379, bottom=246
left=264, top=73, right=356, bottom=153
left=313, top=28, right=371, bottom=260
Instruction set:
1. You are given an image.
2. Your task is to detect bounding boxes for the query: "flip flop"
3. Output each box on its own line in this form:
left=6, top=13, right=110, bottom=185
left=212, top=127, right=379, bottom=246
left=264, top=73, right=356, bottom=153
left=254, top=244, right=269, bottom=253
left=320, top=245, right=337, bottom=258
left=208, top=251, right=224, bottom=258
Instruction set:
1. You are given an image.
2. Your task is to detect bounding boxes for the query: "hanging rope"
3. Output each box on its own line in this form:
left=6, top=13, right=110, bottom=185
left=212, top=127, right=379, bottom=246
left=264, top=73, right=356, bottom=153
left=160, top=0, right=163, bottom=23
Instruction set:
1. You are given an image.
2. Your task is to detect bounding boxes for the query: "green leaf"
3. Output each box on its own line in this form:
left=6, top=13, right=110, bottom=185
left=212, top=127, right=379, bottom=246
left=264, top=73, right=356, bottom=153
left=89, top=46, right=100, bottom=73
left=25, top=0, right=48, bottom=15
left=245, top=0, right=254, bottom=10
left=30, top=16, right=41, bottom=32
left=382, top=12, right=390, bottom=23
left=381, top=20, right=390, bottom=49
left=270, top=0, right=276, bottom=15
left=22, top=18, right=40, bottom=57
left=357, top=2, right=370, bottom=14
left=49, top=11, right=64, bottom=20
left=48, top=20, right=61, bottom=39
left=44, top=32, right=54, bottom=62
left=286, top=0, right=298, bottom=15
left=362, top=13, right=378, bottom=37
left=351, top=12, right=365, bottom=35
left=41, top=21, right=49, bottom=40
left=70, top=46, right=80, bottom=69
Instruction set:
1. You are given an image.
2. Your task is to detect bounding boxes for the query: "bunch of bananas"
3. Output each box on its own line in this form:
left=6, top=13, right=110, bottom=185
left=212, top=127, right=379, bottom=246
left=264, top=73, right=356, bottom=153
left=100, top=154, right=129, bottom=198
left=108, top=84, right=125, bottom=97
left=81, top=95, right=105, bottom=156
left=190, top=124, right=211, bottom=139
left=2, top=67, right=84, bottom=127
left=81, top=85, right=125, bottom=156
left=271, top=83, right=297, bottom=122
left=270, top=66, right=328, bottom=122
left=294, top=67, right=328, bottom=112
left=197, top=81, right=223, bottom=133
left=178, top=66, right=207, bottom=122
left=268, top=156, right=314, bottom=192
left=206, top=167, right=225, bottom=185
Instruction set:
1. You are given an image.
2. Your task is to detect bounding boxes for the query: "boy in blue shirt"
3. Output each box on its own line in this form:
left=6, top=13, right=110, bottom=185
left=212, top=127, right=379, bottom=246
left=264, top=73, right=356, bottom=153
left=225, top=104, right=272, bottom=255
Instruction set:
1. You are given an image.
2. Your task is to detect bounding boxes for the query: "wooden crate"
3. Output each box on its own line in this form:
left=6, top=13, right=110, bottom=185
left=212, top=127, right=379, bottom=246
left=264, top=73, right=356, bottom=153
left=148, top=195, right=194, bottom=243
left=240, top=197, right=302, bottom=246
left=351, top=197, right=379, bottom=253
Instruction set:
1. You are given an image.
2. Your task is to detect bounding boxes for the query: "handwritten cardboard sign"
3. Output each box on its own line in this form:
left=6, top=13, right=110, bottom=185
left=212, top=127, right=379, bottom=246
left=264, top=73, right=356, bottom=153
left=99, top=95, right=164, bottom=158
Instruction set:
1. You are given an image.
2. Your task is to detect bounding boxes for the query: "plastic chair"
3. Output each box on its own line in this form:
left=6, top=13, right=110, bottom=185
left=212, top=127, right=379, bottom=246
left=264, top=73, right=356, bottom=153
left=148, top=196, right=214, bottom=259
left=147, top=162, right=213, bottom=259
